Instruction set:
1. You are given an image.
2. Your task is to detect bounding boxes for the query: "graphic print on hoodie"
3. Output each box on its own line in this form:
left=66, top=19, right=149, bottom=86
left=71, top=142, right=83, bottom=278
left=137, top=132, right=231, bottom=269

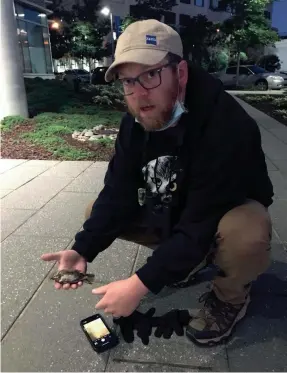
left=142, top=156, right=179, bottom=205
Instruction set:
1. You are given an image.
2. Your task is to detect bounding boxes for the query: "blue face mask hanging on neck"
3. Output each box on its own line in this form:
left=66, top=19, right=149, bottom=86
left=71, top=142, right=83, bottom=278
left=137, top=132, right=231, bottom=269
left=135, top=99, right=187, bottom=131
left=154, top=99, right=186, bottom=132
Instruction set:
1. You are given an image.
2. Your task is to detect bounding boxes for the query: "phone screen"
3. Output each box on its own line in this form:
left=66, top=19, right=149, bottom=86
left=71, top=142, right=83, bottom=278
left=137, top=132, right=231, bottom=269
left=83, top=317, right=111, bottom=345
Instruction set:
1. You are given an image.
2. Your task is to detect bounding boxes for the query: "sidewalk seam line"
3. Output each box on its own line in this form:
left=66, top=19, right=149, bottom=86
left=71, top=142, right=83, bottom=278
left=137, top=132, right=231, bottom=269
left=112, top=358, right=213, bottom=371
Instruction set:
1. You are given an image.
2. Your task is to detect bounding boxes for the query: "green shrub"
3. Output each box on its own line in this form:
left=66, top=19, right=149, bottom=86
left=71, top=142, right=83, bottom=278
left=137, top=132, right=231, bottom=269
left=24, top=78, right=126, bottom=116
left=241, top=94, right=287, bottom=123
left=274, top=109, right=287, bottom=120
left=257, top=54, right=281, bottom=72
left=208, top=49, right=230, bottom=72
left=34, top=111, right=122, bottom=129
left=25, top=78, right=93, bottom=116
left=0, top=115, right=28, bottom=131
left=87, top=83, right=125, bottom=109
left=272, top=96, right=287, bottom=109
left=243, top=95, right=287, bottom=109
left=26, top=83, right=78, bottom=117
left=243, top=95, right=270, bottom=103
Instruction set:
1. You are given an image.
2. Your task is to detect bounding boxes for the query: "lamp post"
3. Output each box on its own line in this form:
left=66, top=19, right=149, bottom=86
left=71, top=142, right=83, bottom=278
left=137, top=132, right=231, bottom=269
left=101, top=7, right=114, bottom=61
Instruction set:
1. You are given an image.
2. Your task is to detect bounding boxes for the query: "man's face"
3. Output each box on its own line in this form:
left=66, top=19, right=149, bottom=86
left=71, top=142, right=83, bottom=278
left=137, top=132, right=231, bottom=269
left=117, top=60, right=188, bottom=131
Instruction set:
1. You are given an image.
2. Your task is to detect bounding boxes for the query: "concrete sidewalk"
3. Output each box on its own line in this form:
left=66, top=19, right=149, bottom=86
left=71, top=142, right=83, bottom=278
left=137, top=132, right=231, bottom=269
left=1, top=99, right=287, bottom=372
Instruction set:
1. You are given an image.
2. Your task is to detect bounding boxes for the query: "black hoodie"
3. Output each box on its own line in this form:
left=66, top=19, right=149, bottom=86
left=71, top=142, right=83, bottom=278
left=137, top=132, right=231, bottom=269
left=72, top=66, right=274, bottom=294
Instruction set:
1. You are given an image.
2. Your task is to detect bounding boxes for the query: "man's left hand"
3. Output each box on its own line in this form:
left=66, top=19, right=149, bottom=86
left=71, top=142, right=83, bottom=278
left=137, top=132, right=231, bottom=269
left=92, top=274, right=149, bottom=318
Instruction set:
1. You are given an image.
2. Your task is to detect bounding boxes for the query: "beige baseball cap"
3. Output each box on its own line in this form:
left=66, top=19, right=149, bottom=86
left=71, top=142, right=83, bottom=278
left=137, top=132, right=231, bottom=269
left=105, top=19, right=183, bottom=82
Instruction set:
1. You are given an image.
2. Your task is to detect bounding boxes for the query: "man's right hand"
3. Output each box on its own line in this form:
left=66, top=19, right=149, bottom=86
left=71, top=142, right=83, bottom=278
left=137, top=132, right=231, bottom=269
left=41, top=250, right=87, bottom=290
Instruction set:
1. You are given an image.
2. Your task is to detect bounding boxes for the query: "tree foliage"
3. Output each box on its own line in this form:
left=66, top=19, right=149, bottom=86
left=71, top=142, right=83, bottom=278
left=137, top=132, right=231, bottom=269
left=120, top=1, right=177, bottom=39
left=48, top=0, right=73, bottom=60
left=70, top=0, right=110, bottom=60
left=121, top=15, right=138, bottom=32
left=48, top=0, right=110, bottom=61
left=129, top=0, right=176, bottom=20
left=134, top=0, right=177, bottom=13
left=180, top=15, right=222, bottom=66
left=257, top=54, right=281, bottom=72
left=219, top=0, right=279, bottom=83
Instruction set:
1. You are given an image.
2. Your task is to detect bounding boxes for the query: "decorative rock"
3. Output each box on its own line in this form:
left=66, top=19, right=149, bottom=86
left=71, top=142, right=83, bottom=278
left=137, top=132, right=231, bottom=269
left=71, top=126, right=118, bottom=144
left=94, top=125, right=105, bottom=131
left=84, top=131, right=94, bottom=137
left=89, top=135, right=103, bottom=141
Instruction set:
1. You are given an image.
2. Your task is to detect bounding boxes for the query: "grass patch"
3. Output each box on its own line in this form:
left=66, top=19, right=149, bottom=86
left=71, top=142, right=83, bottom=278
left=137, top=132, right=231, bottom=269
left=1, top=116, right=29, bottom=132
left=18, top=110, right=122, bottom=160
left=95, top=137, right=115, bottom=147
left=1, top=78, right=124, bottom=160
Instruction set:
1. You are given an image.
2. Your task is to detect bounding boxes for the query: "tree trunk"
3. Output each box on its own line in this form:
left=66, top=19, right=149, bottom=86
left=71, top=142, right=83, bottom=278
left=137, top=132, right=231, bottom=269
left=236, top=50, right=240, bottom=87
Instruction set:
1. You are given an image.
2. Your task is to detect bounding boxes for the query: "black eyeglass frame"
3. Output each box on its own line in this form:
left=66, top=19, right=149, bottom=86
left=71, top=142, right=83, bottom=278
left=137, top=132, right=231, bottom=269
left=117, top=62, right=177, bottom=96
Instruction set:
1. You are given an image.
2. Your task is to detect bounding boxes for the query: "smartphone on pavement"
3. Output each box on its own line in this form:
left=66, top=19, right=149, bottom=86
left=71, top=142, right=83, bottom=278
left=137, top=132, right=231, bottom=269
left=80, top=313, right=119, bottom=353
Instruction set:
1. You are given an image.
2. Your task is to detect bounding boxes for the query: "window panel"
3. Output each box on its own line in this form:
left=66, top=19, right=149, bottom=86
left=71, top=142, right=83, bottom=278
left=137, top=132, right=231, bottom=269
left=226, top=67, right=237, bottom=74
left=264, top=10, right=271, bottom=20
left=194, top=0, right=204, bottom=7
left=42, top=27, right=53, bottom=73
left=239, top=67, right=250, bottom=75
left=130, top=5, right=161, bottom=20
left=27, top=23, right=47, bottom=73
left=210, top=0, right=219, bottom=8
left=15, top=3, right=48, bottom=26
left=17, top=20, right=32, bottom=73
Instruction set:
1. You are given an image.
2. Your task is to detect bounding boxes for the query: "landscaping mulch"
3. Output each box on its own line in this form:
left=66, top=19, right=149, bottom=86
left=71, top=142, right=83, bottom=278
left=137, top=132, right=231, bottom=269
left=63, top=135, right=115, bottom=161
left=1, top=122, right=53, bottom=160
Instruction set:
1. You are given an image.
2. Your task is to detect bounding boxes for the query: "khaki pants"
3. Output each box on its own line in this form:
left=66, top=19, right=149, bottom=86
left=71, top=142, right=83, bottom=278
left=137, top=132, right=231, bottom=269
left=85, top=199, right=272, bottom=305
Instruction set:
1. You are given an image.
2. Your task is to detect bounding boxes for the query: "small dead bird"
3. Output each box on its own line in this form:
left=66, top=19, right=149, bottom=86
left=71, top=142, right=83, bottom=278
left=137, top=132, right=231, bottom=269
left=50, top=270, right=95, bottom=284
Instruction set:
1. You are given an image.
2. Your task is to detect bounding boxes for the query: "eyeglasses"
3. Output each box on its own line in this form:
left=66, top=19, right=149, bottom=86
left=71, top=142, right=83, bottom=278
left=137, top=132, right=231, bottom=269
left=117, top=63, right=174, bottom=96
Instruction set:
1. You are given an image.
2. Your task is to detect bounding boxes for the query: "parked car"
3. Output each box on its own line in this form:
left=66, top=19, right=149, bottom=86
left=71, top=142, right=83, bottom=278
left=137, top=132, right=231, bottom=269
left=90, top=66, right=109, bottom=85
left=62, top=69, right=90, bottom=84
left=214, top=65, right=286, bottom=90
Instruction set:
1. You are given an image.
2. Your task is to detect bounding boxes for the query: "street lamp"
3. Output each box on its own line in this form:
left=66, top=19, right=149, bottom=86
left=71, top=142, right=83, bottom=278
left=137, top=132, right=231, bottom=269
left=101, top=6, right=115, bottom=61
left=51, top=21, right=60, bottom=30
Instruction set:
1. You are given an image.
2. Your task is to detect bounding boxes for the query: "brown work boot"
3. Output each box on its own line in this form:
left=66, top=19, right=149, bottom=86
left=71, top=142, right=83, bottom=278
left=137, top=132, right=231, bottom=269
left=186, top=291, right=250, bottom=345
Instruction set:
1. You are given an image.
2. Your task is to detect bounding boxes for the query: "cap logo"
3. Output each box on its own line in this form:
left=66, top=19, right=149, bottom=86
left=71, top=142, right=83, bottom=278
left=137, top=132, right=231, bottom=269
left=146, top=35, right=157, bottom=45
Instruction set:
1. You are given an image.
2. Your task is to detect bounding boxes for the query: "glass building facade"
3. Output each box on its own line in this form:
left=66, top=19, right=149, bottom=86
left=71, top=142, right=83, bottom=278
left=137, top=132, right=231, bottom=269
left=15, top=2, right=53, bottom=75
